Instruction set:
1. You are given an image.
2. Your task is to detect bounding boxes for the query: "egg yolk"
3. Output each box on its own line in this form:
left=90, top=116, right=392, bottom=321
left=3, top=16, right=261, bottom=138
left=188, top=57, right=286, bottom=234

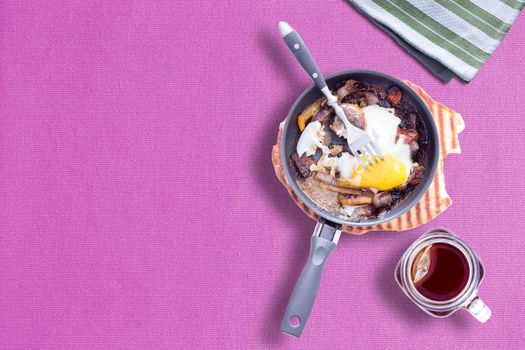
left=337, top=154, right=408, bottom=191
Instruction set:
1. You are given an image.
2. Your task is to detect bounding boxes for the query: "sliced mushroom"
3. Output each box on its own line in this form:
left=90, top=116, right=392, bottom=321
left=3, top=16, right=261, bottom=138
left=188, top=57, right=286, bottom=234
left=321, top=183, right=365, bottom=195
left=341, top=103, right=366, bottom=129
left=336, top=79, right=358, bottom=100
left=339, top=193, right=374, bottom=206
left=339, top=80, right=373, bottom=106
left=397, top=129, right=419, bottom=144
left=314, top=173, right=363, bottom=195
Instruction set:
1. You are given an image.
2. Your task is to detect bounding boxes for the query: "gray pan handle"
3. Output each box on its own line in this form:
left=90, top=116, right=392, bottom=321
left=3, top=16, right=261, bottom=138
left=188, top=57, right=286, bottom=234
left=280, top=22, right=327, bottom=90
left=280, top=220, right=341, bottom=337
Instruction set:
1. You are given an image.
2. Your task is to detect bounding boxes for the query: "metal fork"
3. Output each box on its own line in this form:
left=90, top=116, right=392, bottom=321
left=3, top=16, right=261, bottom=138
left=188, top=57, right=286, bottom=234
left=279, top=22, right=383, bottom=168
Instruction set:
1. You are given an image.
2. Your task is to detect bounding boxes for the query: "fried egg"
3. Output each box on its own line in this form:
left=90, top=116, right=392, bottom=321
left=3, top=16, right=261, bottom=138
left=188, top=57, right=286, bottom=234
left=337, top=105, right=413, bottom=190
left=296, top=105, right=414, bottom=191
left=337, top=152, right=410, bottom=191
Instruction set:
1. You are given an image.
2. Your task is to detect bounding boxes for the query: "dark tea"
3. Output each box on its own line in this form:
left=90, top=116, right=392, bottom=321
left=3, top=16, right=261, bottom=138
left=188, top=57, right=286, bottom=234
left=397, top=229, right=490, bottom=322
left=411, top=243, right=470, bottom=302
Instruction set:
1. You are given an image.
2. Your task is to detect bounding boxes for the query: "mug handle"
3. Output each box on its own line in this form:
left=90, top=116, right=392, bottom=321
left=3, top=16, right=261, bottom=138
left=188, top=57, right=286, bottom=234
left=467, top=297, right=491, bottom=323
left=280, top=220, right=341, bottom=337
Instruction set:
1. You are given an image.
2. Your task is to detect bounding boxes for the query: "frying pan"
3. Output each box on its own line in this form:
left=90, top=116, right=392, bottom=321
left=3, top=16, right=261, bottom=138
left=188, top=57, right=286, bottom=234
left=279, top=70, right=440, bottom=337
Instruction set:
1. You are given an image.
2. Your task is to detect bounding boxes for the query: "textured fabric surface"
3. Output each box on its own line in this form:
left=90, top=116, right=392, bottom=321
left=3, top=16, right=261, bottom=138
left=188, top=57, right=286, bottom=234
left=350, top=0, right=524, bottom=81
left=0, top=1, right=524, bottom=349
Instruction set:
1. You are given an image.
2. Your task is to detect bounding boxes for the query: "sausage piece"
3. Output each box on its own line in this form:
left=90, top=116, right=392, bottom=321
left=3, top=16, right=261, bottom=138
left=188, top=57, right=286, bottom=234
left=339, top=193, right=373, bottom=206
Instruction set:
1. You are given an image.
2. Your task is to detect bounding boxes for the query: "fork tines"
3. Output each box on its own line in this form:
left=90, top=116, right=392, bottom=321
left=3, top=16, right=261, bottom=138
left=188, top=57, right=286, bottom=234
left=352, top=142, right=384, bottom=169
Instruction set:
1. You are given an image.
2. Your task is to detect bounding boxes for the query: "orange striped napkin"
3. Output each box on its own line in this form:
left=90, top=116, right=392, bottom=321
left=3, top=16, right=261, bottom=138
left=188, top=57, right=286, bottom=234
left=272, top=81, right=464, bottom=235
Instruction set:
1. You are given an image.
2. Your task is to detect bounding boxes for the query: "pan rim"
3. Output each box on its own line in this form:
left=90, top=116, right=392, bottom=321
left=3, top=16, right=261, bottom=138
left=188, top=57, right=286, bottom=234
left=280, top=69, right=440, bottom=227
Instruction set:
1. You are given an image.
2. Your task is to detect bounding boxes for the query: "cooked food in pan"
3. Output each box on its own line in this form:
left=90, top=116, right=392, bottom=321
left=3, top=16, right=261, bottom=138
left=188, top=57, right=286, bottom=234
left=291, top=80, right=428, bottom=220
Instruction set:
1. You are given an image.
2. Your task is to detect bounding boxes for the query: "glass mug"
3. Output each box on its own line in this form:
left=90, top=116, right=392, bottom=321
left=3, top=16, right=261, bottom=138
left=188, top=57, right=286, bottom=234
left=395, top=228, right=491, bottom=322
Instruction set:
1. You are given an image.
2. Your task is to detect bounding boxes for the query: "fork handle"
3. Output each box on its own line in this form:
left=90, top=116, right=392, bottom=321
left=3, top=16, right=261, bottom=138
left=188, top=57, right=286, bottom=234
left=280, top=22, right=327, bottom=90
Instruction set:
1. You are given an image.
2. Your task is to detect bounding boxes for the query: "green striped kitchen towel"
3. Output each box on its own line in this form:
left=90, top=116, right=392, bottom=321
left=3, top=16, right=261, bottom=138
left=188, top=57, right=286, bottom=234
left=349, top=0, right=524, bottom=82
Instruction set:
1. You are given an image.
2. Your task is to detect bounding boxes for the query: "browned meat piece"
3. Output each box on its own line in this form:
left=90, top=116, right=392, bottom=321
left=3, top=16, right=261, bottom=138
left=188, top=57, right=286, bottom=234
left=338, top=80, right=375, bottom=106
left=355, top=205, right=374, bottom=217
left=338, top=193, right=373, bottom=206
left=292, top=153, right=315, bottom=178
left=336, top=80, right=372, bottom=100
left=386, top=86, right=402, bottom=106
left=397, top=129, right=419, bottom=143
left=408, top=165, right=425, bottom=185
left=372, top=192, right=393, bottom=208
left=312, top=107, right=333, bottom=123
left=365, top=92, right=379, bottom=105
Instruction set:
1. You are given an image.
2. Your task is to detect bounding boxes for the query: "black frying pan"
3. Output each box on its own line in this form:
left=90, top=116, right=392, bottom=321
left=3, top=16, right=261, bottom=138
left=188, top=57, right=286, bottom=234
left=278, top=22, right=440, bottom=337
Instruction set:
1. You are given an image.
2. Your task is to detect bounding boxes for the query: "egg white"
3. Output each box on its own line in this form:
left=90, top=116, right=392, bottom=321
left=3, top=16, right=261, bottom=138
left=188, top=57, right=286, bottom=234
left=362, top=105, right=412, bottom=176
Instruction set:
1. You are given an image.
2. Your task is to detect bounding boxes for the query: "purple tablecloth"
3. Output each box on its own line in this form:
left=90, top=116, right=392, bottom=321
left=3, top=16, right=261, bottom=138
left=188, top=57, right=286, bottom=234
left=1, top=1, right=524, bottom=349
